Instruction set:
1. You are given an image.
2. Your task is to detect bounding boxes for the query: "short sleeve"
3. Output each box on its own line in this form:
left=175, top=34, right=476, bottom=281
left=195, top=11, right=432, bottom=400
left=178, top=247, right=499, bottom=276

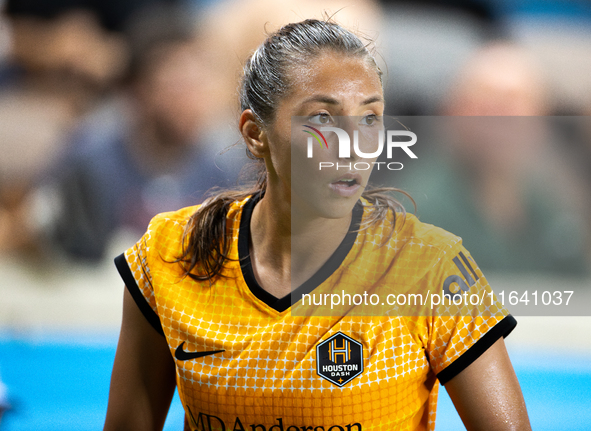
left=114, top=221, right=164, bottom=336
left=424, top=246, right=516, bottom=385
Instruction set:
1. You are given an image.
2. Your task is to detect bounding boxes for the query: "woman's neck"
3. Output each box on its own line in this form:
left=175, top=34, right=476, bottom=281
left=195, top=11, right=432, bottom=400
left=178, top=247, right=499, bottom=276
left=249, top=188, right=352, bottom=299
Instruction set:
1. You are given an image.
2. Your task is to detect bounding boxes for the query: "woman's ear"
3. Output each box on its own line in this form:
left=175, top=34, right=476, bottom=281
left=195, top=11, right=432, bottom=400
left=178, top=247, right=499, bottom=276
left=239, top=110, right=267, bottom=158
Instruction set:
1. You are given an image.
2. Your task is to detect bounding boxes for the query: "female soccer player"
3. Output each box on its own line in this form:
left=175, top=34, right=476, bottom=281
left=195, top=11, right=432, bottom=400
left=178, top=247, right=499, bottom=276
left=104, top=19, right=531, bottom=431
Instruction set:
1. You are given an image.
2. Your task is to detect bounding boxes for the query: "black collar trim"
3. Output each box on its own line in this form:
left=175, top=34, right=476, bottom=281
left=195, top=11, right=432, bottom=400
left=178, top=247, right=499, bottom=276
left=238, top=193, right=363, bottom=313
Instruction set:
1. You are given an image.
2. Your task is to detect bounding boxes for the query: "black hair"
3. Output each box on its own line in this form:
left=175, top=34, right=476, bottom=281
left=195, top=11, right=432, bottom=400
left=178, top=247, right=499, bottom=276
left=240, top=18, right=382, bottom=126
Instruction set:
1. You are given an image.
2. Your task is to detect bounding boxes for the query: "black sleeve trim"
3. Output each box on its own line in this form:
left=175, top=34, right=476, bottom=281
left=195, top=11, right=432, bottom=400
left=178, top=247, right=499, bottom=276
left=114, top=253, right=165, bottom=337
left=437, top=314, right=517, bottom=385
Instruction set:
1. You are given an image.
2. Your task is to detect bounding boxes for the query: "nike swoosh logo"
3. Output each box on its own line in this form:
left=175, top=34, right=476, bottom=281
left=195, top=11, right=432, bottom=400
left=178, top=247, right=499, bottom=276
left=174, top=342, right=225, bottom=361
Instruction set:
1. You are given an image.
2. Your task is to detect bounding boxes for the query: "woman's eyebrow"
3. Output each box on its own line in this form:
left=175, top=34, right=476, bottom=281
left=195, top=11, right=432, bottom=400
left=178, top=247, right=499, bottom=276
left=362, top=95, right=385, bottom=105
left=300, top=95, right=384, bottom=106
left=300, top=95, right=340, bottom=105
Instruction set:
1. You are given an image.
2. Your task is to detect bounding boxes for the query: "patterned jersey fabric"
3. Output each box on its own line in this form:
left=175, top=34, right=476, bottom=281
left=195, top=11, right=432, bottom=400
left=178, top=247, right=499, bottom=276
left=115, top=194, right=516, bottom=431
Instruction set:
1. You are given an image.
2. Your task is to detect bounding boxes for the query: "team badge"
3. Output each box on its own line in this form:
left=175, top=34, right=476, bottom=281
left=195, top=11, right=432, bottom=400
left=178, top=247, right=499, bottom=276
left=316, top=332, right=364, bottom=387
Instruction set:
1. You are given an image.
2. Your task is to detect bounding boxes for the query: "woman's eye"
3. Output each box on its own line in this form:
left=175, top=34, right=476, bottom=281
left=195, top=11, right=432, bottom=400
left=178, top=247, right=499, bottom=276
left=360, top=114, right=379, bottom=126
left=309, top=113, right=332, bottom=125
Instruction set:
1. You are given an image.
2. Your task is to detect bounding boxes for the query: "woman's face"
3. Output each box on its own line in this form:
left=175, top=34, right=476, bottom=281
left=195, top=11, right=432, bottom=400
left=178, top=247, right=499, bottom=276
left=263, top=51, right=384, bottom=220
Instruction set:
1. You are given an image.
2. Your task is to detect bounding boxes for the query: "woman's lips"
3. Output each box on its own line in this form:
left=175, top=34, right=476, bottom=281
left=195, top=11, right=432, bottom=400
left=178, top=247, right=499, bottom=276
left=329, top=173, right=363, bottom=197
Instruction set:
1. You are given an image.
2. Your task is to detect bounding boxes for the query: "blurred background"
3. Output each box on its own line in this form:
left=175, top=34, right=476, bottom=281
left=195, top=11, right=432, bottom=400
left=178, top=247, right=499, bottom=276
left=0, top=0, right=590, bottom=429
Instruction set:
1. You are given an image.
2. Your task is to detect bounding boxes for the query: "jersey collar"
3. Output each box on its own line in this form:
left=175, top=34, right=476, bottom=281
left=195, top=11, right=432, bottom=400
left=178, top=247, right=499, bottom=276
left=238, top=192, right=363, bottom=312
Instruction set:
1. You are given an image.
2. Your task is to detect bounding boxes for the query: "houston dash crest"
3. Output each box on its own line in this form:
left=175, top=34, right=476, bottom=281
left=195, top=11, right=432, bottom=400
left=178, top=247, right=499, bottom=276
left=316, top=332, right=364, bottom=387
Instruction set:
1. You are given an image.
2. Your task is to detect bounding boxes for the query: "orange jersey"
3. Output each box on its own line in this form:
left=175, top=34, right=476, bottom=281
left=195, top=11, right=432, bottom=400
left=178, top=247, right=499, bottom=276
left=115, top=194, right=515, bottom=431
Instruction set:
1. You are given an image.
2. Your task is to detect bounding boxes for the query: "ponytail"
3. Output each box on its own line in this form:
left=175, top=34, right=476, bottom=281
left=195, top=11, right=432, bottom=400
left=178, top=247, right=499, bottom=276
left=175, top=162, right=266, bottom=282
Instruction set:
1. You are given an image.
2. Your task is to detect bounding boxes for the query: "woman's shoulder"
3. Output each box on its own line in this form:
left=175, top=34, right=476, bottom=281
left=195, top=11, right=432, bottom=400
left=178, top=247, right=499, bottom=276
left=145, top=194, right=253, bottom=236
left=138, top=206, right=202, bottom=254
left=365, top=207, right=465, bottom=258
left=398, top=212, right=463, bottom=250
left=147, top=205, right=203, bottom=231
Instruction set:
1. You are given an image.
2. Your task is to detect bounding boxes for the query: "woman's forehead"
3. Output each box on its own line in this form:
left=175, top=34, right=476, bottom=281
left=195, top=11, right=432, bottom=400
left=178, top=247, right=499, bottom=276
left=287, top=52, right=383, bottom=102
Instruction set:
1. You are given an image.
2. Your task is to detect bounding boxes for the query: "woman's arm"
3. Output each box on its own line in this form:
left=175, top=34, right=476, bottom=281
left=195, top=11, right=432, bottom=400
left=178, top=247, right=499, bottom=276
left=444, top=338, right=531, bottom=431
left=104, top=288, right=177, bottom=431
